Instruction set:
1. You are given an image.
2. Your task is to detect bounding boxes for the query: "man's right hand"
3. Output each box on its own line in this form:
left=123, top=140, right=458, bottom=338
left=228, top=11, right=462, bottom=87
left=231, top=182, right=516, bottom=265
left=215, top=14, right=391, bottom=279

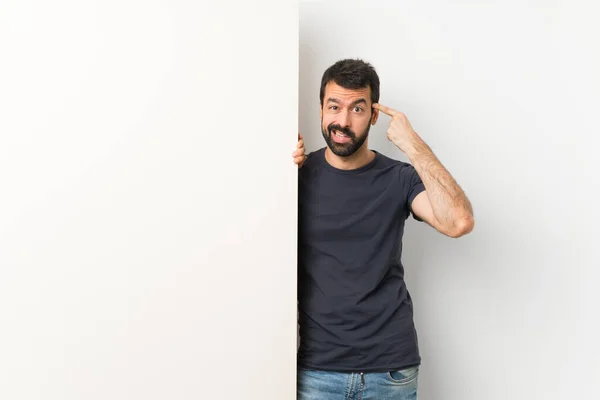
left=293, top=133, right=307, bottom=168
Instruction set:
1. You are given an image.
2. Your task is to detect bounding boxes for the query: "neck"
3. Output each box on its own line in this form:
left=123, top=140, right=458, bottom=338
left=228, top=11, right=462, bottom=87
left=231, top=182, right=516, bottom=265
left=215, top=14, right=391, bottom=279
left=324, top=144, right=375, bottom=170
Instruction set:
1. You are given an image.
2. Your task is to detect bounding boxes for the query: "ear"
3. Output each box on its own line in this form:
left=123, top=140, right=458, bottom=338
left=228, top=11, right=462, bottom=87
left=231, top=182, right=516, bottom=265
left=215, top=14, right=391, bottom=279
left=319, top=104, right=323, bottom=120
left=371, top=108, right=379, bottom=125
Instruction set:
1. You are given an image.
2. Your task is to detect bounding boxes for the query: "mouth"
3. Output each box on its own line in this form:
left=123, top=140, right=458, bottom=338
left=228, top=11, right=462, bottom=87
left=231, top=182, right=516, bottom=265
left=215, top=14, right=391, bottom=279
left=331, top=129, right=352, bottom=144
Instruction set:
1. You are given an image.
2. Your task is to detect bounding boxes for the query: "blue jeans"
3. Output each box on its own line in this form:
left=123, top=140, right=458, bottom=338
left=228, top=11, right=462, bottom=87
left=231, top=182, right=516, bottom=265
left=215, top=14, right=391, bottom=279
left=297, top=365, right=419, bottom=400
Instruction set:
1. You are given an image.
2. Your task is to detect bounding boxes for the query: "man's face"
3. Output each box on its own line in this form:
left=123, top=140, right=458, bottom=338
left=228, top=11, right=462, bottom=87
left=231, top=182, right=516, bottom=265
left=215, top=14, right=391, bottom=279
left=320, top=81, right=378, bottom=157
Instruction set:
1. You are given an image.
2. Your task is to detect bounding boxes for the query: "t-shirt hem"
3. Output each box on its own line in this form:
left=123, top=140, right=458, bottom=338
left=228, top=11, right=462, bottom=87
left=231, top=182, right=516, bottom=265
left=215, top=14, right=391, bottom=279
left=297, top=359, right=421, bottom=373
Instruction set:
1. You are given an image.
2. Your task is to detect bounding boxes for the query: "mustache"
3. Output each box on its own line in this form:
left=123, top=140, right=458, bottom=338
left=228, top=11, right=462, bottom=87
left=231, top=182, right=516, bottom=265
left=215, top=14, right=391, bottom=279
left=328, top=124, right=355, bottom=138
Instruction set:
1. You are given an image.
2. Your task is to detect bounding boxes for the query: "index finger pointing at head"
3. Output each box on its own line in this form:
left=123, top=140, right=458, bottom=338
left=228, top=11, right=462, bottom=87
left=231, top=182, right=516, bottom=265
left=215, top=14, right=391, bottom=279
left=372, top=103, right=398, bottom=117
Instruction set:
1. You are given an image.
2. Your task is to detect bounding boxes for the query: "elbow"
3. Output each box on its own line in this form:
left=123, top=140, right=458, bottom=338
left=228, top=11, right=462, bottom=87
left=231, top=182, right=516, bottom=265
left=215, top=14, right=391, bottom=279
left=447, top=215, right=475, bottom=238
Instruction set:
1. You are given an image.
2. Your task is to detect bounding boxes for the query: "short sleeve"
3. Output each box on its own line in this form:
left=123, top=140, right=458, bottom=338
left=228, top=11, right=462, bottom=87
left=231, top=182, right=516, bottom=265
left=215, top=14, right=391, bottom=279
left=404, top=165, right=426, bottom=221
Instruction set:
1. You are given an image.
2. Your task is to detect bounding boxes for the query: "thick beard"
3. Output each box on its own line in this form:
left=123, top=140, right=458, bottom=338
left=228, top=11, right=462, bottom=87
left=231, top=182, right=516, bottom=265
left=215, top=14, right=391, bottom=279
left=321, top=120, right=370, bottom=157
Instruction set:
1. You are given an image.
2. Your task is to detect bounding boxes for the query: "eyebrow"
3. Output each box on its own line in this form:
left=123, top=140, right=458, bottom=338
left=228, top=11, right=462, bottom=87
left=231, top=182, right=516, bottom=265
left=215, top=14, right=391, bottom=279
left=327, top=98, right=368, bottom=107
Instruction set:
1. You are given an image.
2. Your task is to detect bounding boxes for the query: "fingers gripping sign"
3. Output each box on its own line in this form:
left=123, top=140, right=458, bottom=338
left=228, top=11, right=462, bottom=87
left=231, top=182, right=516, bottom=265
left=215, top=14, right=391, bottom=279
left=293, top=132, right=307, bottom=168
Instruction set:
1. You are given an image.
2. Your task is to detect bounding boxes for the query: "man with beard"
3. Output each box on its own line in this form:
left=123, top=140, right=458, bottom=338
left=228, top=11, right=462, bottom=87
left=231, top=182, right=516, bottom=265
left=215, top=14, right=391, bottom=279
left=292, top=59, right=474, bottom=400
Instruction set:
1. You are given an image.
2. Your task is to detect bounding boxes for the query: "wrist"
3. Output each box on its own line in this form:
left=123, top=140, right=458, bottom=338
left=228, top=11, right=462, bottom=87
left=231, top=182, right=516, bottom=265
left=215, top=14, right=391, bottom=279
left=402, top=131, right=428, bottom=160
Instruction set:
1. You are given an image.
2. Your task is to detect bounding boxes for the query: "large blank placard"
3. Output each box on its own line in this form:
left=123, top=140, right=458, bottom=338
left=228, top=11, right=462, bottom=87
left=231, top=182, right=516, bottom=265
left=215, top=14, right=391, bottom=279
left=0, top=1, right=298, bottom=399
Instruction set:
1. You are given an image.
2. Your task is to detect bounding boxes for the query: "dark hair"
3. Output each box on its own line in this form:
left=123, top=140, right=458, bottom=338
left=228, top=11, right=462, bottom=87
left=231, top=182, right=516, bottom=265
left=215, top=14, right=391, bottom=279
left=319, top=58, right=380, bottom=106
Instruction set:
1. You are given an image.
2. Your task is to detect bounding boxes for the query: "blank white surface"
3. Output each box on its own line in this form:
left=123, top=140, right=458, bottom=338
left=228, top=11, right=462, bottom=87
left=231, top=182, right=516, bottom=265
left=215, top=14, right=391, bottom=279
left=300, top=1, right=599, bottom=399
left=0, top=1, right=298, bottom=399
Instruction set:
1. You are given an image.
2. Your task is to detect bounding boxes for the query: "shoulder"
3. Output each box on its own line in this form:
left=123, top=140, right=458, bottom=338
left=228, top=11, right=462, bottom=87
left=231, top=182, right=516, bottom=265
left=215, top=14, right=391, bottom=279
left=300, top=147, right=326, bottom=171
left=374, top=151, right=416, bottom=176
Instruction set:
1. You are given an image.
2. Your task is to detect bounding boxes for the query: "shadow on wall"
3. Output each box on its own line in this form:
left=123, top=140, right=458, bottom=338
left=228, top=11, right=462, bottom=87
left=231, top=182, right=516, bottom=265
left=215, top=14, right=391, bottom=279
left=298, top=41, right=335, bottom=152
left=400, top=219, right=472, bottom=400
left=401, top=220, right=478, bottom=400
left=400, top=210, right=562, bottom=400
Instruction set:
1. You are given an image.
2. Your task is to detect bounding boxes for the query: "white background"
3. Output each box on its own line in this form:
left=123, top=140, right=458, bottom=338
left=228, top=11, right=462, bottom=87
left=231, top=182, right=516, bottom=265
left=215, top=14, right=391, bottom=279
left=0, top=1, right=298, bottom=399
left=300, top=1, right=599, bottom=399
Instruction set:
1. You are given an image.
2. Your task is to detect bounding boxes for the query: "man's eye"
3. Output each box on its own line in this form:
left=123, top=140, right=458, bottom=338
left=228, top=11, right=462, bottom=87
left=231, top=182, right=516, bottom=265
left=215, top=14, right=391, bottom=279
left=330, top=106, right=338, bottom=110
left=354, top=107, right=363, bottom=112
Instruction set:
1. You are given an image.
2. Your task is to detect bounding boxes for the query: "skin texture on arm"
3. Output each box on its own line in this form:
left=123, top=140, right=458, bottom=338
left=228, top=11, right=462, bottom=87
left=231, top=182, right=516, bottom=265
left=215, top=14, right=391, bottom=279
left=373, top=103, right=474, bottom=238
left=408, top=148, right=474, bottom=238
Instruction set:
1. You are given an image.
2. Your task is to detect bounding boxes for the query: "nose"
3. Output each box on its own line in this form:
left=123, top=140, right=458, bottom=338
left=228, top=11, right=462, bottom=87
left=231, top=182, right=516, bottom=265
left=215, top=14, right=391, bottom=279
left=338, top=110, right=351, bottom=128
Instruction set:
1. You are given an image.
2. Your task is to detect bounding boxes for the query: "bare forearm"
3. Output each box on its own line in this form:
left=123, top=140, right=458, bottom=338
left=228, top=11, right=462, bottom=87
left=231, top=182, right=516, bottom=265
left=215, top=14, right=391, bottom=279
left=405, top=133, right=474, bottom=231
left=371, top=103, right=474, bottom=235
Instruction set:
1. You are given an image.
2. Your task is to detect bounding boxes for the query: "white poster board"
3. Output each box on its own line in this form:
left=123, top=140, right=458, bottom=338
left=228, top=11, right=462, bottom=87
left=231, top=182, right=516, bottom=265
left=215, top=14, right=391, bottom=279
left=0, top=1, right=298, bottom=399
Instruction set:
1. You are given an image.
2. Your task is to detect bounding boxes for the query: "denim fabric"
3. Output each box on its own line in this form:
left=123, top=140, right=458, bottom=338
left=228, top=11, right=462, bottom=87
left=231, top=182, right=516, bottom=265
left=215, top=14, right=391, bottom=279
left=297, top=365, right=419, bottom=400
